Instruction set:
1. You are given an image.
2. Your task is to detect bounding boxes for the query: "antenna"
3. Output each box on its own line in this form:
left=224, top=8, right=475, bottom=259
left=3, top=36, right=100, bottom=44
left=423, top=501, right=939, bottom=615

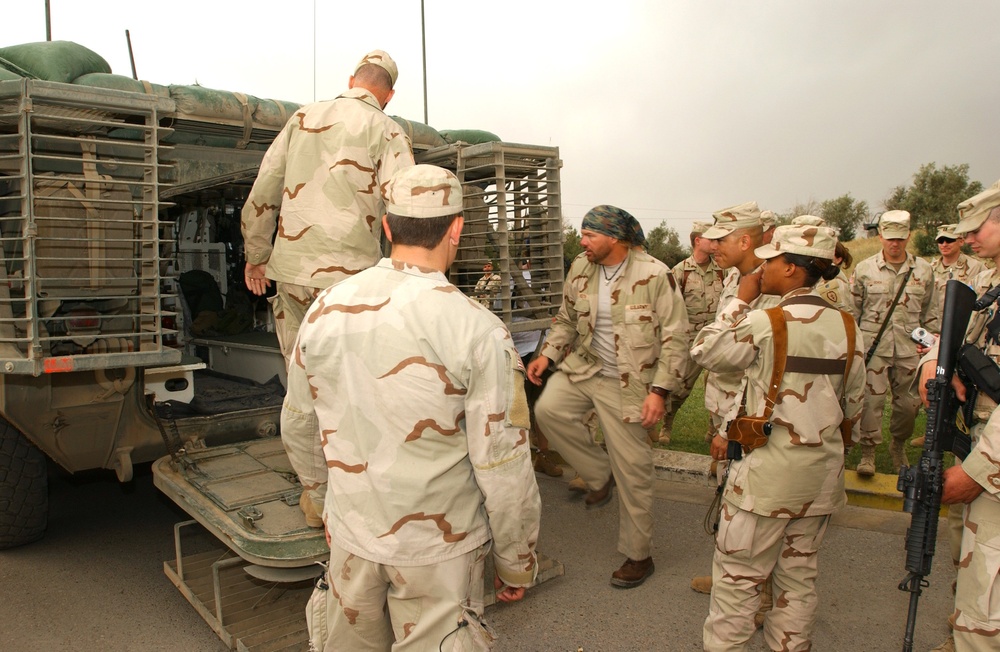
left=126, top=30, right=138, bottom=80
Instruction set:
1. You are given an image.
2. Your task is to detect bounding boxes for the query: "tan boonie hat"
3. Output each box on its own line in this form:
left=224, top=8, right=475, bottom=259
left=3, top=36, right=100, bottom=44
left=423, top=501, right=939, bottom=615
left=702, top=201, right=762, bottom=240
left=355, top=49, right=398, bottom=87
left=954, top=183, right=1000, bottom=235
left=878, top=210, right=911, bottom=238
left=385, top=164, right=463, bottom=218
left=936, top=224, right=959, bottom=241
left=755, top=225, right=837, bottom=261
left=691, top=220, right=712, bottom=235
left=760, top=210, right=777, bottom=231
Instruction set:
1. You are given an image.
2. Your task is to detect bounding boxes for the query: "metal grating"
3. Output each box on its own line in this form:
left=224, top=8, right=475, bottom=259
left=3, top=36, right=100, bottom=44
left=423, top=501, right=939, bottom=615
left=417, top=141, right=564, bottom=335
left=0, top=79, right=180, bottom=375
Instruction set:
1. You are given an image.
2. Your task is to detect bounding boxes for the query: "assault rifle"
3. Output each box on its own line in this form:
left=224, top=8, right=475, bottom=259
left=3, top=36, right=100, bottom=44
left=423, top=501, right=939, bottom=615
left=896, top=279, right=976, bottom=652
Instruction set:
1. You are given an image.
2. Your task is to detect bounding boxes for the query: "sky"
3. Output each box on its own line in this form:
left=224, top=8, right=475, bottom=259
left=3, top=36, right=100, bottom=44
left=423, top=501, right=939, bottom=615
left=5, top=0, right=999, bottom=237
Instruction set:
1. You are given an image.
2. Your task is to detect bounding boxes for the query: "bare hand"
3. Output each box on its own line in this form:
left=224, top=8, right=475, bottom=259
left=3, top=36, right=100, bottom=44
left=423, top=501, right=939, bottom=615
left=917, top=359, right=967, bottom=407
left=526, top=355, right=550, bottom=386
left=245, top=262, right=272, bottom=296
left=710, top=433, right=727, bottom=460
left=641, top=393, right=666, bottom=429
left=736, top=269, right=763, bottom=304
left=494, top=574, right=526, bottom=603
left=941, top=464, right=984, bottom=504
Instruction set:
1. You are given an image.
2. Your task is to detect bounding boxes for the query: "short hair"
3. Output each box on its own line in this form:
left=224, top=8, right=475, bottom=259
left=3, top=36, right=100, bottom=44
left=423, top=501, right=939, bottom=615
left=689, top=232, right=698, bottom=248
left=729, top=225, right=764, bottom=247
left=385, top=212, right=460, bottom=248
left=354, top=63, right=393, bottom=91
left=782, top=252, right=840, bottom=286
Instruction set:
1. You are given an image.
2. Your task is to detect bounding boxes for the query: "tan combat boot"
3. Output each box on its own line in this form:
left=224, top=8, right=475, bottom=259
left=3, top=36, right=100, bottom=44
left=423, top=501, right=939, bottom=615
left=910, top=435, right=925, bottom=448
left=857, top=444, right=876, bottom=477
left=300, top=493, right=324, bottom=529
left=533, top=449, right=564, bottom=477
left=690, top=575, right=713, bottom=594
left=567, top=474, right=588, bottom=493
left=890, top=439, right=906, bottom=471
left=657, top=412, right=674, bottom=446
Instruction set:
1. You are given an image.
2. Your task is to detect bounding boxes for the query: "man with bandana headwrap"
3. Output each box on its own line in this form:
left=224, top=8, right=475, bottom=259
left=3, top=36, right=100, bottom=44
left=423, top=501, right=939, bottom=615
left=528, top=205, right=690, bottom=588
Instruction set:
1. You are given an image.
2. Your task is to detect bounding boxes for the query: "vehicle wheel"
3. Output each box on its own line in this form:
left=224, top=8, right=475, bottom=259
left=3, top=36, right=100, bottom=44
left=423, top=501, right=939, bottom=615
left=0, top=417, right=48, bottom=549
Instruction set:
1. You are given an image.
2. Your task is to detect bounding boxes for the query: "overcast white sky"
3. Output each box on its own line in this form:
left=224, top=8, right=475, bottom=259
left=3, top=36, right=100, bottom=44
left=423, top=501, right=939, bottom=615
left=6, top=0, right=999, bottom=236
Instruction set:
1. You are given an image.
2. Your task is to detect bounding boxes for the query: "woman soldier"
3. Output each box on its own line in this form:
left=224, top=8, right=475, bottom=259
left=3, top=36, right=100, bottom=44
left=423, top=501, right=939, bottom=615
left=691, top=223, right=866, bottom=651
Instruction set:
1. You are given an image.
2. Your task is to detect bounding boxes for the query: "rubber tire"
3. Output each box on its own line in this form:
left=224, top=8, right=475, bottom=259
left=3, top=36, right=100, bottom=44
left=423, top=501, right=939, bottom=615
left=0, top=417, right=48, bottom=549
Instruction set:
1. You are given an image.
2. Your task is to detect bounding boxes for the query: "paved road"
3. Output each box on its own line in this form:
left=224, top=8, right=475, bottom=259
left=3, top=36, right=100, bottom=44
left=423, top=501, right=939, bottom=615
left=0, top=464, right=955, bottom=651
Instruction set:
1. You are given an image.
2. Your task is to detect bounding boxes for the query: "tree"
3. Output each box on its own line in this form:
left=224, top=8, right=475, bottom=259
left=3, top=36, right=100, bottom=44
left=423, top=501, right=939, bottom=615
left=562, top=221, right=583, bottom=271
left=819, top=194, right=868, bottom=242
left=885, top=162, right=983, bottom=255
left=645, top=221, right=689, bottom=267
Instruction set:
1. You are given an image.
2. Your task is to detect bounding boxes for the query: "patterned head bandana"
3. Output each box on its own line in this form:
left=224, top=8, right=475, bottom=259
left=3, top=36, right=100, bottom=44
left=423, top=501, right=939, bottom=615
left=582, top=205, right=641, bottom=245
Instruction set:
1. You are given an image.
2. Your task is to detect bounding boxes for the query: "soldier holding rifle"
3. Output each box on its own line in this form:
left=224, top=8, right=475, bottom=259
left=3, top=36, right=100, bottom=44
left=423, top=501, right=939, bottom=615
left=916, top=185, right=1000, bottom=651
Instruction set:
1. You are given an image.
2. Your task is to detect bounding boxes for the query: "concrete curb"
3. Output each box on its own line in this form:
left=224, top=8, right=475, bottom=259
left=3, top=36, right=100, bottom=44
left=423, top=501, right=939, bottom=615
left=651, top=449, right=905, bottom=512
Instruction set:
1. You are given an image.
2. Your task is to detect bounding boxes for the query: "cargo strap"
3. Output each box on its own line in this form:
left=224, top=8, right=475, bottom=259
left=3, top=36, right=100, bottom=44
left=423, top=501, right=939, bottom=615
left=233, top=91, right=252, bottom=150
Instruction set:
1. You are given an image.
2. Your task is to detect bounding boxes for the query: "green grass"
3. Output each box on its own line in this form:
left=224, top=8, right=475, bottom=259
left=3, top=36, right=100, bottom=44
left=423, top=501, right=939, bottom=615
left=659, top=375, right=944, bottom=476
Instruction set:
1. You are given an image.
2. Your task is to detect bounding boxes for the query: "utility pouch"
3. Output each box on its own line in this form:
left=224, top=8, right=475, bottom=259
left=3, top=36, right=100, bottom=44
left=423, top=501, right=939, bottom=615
left=958, top=343, right=1000, bottom=404
left=727, top=415, right=772, bottom=453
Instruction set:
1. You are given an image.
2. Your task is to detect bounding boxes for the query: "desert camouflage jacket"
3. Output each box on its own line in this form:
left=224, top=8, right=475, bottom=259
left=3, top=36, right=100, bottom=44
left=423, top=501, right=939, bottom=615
left=241, top=88, right=415, bottom=289
left=539, top=250, right=690, bottom=422
left=670, top=255, right=725, bottom=334
left=281, top=258, right=540, bottom=586
left=691, top=288, right=867, bottom=517
left=957, top=268, right=1000, bottom=503
left=849, top=251, right=941, bottom=359
left=702, top=265, right=781, bottom=428
left=931, top=253, right=986, bottom=303
left=814, top=269, right=853, bottom=313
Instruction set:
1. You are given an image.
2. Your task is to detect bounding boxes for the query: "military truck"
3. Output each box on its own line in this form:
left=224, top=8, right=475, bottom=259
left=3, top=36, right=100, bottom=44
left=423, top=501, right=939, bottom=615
left=0, top=41, right=564, bottom=649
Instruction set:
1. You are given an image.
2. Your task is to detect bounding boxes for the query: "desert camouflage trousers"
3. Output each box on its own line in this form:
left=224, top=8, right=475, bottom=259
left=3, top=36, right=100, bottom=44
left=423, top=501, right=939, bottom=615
left=951, top=494, right=1000, bottom=650
left=859, top=353, right=920, bottom=447
left=665, top=353, right=705, bottom=425
left=271, top=282, right=326, bottom=508
left=323, top=540, right=497, bottom=651
left=704, top=506, right=831, bottom=652
left=535, top=372, right=655, bottom=560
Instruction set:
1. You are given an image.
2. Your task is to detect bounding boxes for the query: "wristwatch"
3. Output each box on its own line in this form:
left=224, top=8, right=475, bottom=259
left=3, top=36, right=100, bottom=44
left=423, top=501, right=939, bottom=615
left=649, top=386, right=669, bottom=398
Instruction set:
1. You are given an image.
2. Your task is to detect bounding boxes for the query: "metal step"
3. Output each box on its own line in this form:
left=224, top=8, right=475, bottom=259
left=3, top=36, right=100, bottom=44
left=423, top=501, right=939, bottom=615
left=165, top=520, right=565, bottom=651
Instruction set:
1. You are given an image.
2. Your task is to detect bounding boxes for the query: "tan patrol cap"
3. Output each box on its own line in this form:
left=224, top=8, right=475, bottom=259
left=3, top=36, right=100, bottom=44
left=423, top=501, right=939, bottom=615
left=760, top=210, right=777, bottom=231
left=691, top=220, right=712, bottom=235
left=954, top=183, right=1000, bottom=235
left=385, top=164, right=463, bottom=218
left=878, top=210, right=911, bottom=238
left=936, top=224, right=959, bottom=241
left=755, top=224, right=837, bottom=260
left=355, top=49, right=398, bottom=87
left=702, top=201, right=762, bottom=240
left=791, top=215, right=826, bottom=227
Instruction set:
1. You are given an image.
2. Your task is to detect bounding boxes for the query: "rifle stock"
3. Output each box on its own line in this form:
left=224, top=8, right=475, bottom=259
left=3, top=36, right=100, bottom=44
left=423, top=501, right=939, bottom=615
left=896, top=279, right=976, bottom=652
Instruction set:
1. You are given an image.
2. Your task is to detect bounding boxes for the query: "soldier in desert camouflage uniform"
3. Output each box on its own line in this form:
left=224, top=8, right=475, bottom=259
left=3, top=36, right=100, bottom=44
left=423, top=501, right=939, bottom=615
left=849, top=210, right=940, bottom=475
left=241, top=50, right=415, bottom=524
left=528, top=204, right=690, bottom=589
left=282, top=165, right=540, bottom=651
left=689, top=202, right=783, bottom=601
left=931, top=223, right=986, bottom=306
left=692, top=224, right=866, bottom=652
left=659, top=221, right=725, bottom=445
left=911, top=224, right=985, bottom=452
left=917, top=184, right=1000, bottom=652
